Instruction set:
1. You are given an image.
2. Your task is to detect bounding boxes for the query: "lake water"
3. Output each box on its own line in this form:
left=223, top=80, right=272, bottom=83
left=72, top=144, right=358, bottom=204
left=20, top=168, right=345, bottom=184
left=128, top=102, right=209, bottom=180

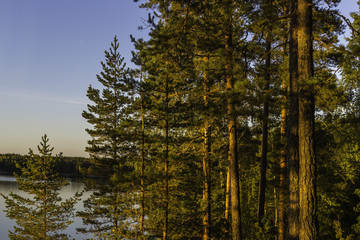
left=0, top=175, right=92, bottom=239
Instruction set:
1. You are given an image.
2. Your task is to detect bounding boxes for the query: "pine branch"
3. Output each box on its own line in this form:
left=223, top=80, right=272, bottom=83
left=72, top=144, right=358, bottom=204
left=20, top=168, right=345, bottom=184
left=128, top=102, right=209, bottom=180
left=329, top=10, right=360, bottom=37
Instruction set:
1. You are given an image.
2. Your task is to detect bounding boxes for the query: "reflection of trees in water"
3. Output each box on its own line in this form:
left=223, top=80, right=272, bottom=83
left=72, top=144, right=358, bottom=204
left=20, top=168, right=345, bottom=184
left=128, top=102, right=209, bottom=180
left=0, top=174, right=90, bottom=239
left=0, top=178, right=19, bottom=194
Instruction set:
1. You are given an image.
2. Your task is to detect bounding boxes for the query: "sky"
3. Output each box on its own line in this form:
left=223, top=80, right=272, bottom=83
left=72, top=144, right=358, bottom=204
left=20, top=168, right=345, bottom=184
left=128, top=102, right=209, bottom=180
left=0, top=1, right=358, bottom=157
left=0, top=0, right=149, bottom=157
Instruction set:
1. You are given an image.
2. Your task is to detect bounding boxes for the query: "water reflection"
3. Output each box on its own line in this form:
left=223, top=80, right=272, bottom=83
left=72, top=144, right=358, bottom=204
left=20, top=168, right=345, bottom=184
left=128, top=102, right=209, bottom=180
left=0, top=175, right=91, bottom=239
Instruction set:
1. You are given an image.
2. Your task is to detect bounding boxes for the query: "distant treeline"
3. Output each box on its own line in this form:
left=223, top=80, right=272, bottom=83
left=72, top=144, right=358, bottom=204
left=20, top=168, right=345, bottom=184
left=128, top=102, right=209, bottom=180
left=0, top=153, right=90, bottom=177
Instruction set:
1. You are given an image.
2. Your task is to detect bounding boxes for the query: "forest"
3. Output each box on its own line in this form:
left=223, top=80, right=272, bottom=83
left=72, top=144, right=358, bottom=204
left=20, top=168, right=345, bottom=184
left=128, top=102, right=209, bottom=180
left=2, top=0, right=360, bottom=239
left=0, top=153, right=89, bottom=176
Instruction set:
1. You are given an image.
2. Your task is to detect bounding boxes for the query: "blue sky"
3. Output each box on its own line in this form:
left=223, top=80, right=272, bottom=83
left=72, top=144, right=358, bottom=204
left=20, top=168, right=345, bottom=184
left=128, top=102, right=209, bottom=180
left=0, top=1, right=358, bottom=157
left=0, top=0, right=149, bottom=157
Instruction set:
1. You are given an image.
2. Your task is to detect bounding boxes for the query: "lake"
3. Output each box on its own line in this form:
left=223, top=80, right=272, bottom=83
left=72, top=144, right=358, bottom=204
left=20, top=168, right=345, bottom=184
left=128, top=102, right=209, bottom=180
left=0, top=175, right=92, bottom=239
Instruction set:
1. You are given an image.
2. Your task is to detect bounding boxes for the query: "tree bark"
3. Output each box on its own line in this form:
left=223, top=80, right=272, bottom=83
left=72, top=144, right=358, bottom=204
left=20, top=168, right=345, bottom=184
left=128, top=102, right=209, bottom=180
left=228, top=106, right=242, bottom=240
left=203, top=123, right=211, bottom=240
left=203, top=60, right=212, bottom=240
left=298, top=0, right=317, bottom=239
left=225, top=2, right=242, bottom=239
left=278, top=54, right=287, bottom=240
left=225, top=168, right=230, bottom=221
left=278, top=27, right=289, bottom=240
left=288, top=0, right=300, bottom=239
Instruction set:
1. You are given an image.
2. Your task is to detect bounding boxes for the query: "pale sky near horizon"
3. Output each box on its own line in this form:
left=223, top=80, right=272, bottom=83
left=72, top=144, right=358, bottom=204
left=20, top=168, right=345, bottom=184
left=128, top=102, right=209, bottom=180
left=0, top=1, right=358, bottom=157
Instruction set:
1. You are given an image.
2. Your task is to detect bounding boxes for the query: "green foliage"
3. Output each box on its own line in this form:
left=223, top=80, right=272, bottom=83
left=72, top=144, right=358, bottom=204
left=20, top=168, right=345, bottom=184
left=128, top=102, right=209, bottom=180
left=315, top=116, right=360, bottom=239
left=80, top=35, right=138, bottom=239
left=4, top=1, right=360, bottom=239
left=1, top=135, right=81, bottom=240
left=85, top=1, right=360, bottom=239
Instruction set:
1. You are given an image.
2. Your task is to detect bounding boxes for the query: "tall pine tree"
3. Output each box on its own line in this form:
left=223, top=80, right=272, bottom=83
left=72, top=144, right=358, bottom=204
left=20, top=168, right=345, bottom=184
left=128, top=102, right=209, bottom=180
left=79, top=36, right=137, bottom=239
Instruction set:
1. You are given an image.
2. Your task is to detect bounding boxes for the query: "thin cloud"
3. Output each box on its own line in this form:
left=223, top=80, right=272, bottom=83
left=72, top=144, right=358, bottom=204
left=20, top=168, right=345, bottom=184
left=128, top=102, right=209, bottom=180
left=0, top=91, right=87, bottom=106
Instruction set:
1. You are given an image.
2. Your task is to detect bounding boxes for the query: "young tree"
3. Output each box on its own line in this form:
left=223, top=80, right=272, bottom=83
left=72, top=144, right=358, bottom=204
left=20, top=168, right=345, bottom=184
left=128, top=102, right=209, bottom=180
left=1, top=135, right=81, bottom=240
left=79, top=35, right=136, bottom=239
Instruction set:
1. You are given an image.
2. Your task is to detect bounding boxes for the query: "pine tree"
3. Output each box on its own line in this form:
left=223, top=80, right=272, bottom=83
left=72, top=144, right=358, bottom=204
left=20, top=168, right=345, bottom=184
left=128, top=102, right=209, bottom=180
left=256, top=0, right=277, bottom=224
left=1, top=135, right=81, bottom=240
left=297, top=1, right=317, bottom=239
left=223, top=1, right=242, bottom=238
left=278, top=20, right=289, bottom=240
left=131, top=35, right=151, bottom=239
left=132, top=1, right=350, bottom=239
left=134, top=2, right=215, bottom=238
left=288, top=1, right=300, bottom=239
left=138, top=27, right=202, bottom=240
left=79, top=36, right=136, bottom=239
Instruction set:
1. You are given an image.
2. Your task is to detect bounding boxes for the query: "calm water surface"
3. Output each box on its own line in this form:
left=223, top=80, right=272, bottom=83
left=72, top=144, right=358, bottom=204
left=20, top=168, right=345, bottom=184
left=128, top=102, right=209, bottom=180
left=0, top=175, right=92, bottom=239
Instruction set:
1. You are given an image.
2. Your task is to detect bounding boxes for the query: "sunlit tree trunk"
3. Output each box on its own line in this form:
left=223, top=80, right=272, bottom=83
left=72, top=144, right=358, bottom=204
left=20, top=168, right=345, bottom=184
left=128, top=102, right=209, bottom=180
left=278, top=54, right=287, bottom=240
left=225, top=169, right=230, bottom=221
left=288, top=0, right=300, bottom=239
left=203, top=58, right=212, bottom=240
left=225, top=1, right=242, bottom=239
left=298, top=0, right=317, bottom=239
left=278, top=30, right=288, bottom=240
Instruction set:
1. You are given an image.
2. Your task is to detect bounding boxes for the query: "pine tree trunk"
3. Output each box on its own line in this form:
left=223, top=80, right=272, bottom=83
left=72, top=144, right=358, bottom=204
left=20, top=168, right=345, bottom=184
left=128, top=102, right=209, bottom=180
left=225, top=2, right=242, bottom=239
left=278, top=63, right=287, bottom=240
left=278, top=33, right=288, bottom=240
left=257, top=30, right=271, bottom=224
left=163, top=78, right=169, bottom=240
left=288, top=0, right=300, bottom=239
left=203, top=123, right=211, bottom=240
left=298, top=0, right=317, bottom=239
left=203, top=62, right=211, bottom=240
left=225, top=168, right=230, bottom=221
left=228, top=113, right=241, bottom=240
left=140, top=70, right=145, bottom=237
